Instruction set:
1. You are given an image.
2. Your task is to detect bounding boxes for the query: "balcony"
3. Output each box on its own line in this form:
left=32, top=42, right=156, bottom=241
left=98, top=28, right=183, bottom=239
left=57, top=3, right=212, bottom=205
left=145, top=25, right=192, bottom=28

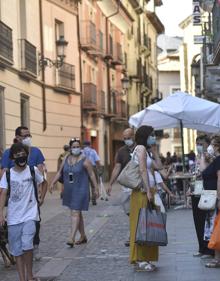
left=80, top=21, right=97, bottom=51
left=98, top=90, right=106, bottom=113
left=140, top=34, right=151, bottom=57
left=112, top=43, right=123, bottom=65
left=83, top=83, right=97, bottom=111
left=109, top=90, right=117, bottom=116
left=19, top=39, right=37, bottom=78
left=55, top=62, right=75, bottom=92
left=120, top=100, right=127, bottom=118
left=0, top=21, right=13, bottom=66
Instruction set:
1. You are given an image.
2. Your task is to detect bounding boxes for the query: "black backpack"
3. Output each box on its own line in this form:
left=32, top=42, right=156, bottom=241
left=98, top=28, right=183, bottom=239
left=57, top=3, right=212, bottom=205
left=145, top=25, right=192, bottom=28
left=5, top=166, right=40, bottom=209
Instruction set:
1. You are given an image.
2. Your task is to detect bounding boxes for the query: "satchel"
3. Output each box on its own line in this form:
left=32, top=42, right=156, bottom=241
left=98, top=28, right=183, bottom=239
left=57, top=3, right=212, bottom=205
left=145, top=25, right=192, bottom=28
left=117, top=148, right=142, bottom=190
left=135, top=205, right=168, bottom=246
left=193, top=180, right=203, bottom=195
left=198, top=190, right=217, bottom=210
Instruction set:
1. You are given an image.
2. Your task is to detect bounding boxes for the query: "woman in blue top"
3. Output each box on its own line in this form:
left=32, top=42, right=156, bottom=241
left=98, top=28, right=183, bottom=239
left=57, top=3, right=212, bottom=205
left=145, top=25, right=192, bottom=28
left=49, top=138, right=99, bottom=247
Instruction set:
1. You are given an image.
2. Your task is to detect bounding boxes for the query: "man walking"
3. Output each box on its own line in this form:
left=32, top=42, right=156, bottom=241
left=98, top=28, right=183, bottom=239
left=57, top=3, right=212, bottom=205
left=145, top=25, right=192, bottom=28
left=1, top=126, right=46, bottom=261
left=82, top=140, right=102, bottom=205
left=107, top=128, right=135, bottom=246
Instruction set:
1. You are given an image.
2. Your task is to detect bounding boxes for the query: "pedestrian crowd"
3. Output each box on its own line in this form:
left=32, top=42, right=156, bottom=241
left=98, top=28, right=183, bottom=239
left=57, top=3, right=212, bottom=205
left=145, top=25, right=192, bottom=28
left=0, top=125, right=220, bottom=281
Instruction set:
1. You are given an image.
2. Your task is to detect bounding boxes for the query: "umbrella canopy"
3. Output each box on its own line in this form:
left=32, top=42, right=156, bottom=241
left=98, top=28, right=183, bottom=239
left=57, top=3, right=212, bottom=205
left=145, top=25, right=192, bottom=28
left=129, top=92, right=220, bottom=133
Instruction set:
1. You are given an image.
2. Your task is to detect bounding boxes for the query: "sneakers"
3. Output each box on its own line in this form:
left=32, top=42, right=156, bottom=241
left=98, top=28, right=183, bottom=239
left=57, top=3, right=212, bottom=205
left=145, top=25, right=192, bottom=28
left=193, top=252, right=203, bottom=257
left=33, top=245, right=41, bottom=261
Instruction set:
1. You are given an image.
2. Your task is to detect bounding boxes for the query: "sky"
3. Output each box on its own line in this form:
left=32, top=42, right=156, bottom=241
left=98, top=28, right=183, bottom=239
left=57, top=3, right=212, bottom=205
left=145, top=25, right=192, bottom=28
left=156, top=0, right=193, bottom=36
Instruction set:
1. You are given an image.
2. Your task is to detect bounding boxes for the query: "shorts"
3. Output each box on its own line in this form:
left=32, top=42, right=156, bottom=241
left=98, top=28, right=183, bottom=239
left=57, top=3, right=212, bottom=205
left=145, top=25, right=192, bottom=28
left=8, top=220, right=36, bottom=257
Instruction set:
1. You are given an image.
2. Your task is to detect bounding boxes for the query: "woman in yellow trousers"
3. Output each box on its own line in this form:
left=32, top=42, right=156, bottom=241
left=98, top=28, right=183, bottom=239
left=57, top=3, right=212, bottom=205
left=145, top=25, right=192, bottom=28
left=130, top=125, right=163, bottom=272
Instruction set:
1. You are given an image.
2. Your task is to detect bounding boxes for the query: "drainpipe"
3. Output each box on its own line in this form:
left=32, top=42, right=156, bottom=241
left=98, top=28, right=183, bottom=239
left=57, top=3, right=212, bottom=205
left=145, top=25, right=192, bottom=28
left=39, top=0, right=47, bottom=131
left=76, top=4, right=84, bottom=141
left=105, top=1, right=120, bottom=174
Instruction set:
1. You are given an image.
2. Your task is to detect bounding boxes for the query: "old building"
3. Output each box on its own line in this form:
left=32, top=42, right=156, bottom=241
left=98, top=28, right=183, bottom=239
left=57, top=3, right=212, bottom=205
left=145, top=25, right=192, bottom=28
left=0, top=0, right=81, bottom=177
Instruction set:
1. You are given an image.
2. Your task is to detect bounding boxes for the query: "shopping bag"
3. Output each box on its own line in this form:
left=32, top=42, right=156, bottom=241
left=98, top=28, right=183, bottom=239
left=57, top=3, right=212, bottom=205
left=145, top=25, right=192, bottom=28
left=198, top=190, right=217, bottom=210
left=99, top=177, right=108, bottom=201
left=135, top=206, right=168, bottom=246
left=204, top=210, right=216, bottom=241
left=208, top=212, right=220, bottom=251
left=117, top=147, right=142, bottom=190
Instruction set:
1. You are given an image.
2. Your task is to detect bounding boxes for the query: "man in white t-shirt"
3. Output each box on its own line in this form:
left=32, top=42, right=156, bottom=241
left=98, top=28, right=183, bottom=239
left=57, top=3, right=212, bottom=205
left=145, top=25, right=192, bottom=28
left=0, top=143, right=47, bottom=281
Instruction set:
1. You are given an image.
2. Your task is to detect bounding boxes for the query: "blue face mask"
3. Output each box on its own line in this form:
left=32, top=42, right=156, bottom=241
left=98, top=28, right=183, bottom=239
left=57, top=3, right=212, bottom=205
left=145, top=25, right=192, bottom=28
left=147, top=136, right=156, bottom=146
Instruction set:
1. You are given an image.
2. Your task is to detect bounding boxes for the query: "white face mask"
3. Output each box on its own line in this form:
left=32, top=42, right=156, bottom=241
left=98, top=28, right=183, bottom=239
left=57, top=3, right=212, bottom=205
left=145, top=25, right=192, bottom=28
left=124, top=139, right=134, bottom=147
left=207, top=144, right=215, bottom=156
left=71, top=148, right=81, bottom=156
left=22, top=137, right=32, bottom=147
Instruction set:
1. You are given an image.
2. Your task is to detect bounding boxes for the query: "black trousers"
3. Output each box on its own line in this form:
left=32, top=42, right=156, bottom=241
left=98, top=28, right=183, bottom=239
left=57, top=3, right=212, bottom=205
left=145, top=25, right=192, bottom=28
left=33, top=221, right=40, bottom=246
left=191, top=195, right=214, bottom=255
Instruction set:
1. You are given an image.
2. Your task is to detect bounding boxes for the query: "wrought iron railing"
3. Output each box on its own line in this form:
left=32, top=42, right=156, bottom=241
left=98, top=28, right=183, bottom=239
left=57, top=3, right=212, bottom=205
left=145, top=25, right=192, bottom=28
left=56, top=62, right=75, bottom=89
left=0, top=21, right=13, bottom=63
left=20, top=39, right=37, bottom=75
left=83, top=82, right=97, bottom=109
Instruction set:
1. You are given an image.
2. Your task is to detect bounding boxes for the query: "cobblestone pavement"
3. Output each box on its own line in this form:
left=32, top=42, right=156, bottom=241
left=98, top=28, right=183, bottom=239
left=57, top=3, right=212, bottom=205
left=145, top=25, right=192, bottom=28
left=1, top=186, right=220, bottom=281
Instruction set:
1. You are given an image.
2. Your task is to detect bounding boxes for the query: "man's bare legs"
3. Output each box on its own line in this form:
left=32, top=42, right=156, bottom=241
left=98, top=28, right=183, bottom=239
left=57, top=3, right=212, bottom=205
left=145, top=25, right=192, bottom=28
left=16, top=250, right=34, bottom=281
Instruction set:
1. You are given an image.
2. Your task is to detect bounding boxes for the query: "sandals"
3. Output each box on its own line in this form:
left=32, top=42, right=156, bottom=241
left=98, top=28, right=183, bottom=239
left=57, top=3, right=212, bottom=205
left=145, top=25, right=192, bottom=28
left=205, top=260, right=220, bottom=268
left=75, top=236, right=87, bottom=245
left=135, top=262, right=156, bottom=272
left=66, top=238, right=75, bottom=248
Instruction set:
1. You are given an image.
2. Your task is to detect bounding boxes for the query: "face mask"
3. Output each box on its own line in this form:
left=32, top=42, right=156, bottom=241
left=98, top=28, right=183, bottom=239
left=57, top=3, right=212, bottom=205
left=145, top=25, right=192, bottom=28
left=71, top=148, right=81, bottom=156
left=124, top=139, right=134, bottom=147
left=22, top=137, right=32, bottom=147
left=196, top=145, right=203, bottom=154
left=147, top=136, right=156, bottom=146
left=207, top=145, right=215, bottom=156
left=14, top=156, right=28, bottom=167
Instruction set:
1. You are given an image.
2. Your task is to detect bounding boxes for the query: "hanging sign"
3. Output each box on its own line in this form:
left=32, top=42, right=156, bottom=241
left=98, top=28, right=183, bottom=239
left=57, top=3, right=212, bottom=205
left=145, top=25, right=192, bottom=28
left=193, top=1, right=202, bottom=26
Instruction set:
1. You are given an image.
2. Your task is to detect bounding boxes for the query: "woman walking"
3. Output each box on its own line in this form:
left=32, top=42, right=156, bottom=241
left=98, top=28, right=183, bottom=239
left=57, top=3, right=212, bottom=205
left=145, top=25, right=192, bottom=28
left=130, top=125, right=162, bottom=272
left=201, top=135, right=220, bottom=268
left=49, top=138, right=99, bottom=247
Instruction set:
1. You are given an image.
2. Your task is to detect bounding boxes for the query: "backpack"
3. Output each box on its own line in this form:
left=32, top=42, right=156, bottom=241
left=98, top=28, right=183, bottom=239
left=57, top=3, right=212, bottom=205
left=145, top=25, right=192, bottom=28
left=5, top=166, right=40, bottom=209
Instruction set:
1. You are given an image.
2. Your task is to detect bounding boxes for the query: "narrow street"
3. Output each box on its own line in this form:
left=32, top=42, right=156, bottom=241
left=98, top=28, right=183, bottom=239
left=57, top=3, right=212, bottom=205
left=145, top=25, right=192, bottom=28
left=0, top=185, right=219, bottom=281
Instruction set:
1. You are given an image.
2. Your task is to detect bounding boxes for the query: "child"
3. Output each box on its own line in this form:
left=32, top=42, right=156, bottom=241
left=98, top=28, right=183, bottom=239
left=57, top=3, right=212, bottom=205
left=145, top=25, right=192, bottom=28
left=0, top=143, right=47, bottom=281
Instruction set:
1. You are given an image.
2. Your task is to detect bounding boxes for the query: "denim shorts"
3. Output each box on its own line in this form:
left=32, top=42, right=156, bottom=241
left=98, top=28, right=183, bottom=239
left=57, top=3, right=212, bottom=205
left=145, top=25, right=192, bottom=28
left=8, top=220, right=36, bottom=257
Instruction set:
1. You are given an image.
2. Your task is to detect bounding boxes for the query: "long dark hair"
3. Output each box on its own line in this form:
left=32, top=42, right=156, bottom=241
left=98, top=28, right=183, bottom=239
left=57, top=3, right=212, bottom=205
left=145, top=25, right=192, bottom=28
left=135, top=125, right=153, bottom=148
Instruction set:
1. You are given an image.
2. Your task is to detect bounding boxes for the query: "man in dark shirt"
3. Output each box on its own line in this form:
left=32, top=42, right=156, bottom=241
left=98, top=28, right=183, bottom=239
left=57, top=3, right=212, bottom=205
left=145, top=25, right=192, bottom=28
left=107, top=128, right=135, bottom=194
left=107, top=128, right=135, bottom=247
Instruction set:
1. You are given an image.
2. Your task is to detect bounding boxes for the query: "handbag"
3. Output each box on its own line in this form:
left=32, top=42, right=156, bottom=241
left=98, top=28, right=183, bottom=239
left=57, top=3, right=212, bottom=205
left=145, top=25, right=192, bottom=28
left=135, top=205, right=168, bottom=246
left=117, top=148, right=142, bottom=190
left=208, top=212, right=220, bottom=251
left=193, top=180, right=203, bottom=195
left=198, top=190, right=217, bottom=210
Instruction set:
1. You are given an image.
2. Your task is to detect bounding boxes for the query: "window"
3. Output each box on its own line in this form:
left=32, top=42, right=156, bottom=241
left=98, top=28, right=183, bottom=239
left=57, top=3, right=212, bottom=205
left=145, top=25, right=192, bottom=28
left=55, top=20, right=64, bottom=55
left=0, top=87, right=5, bottom=149
left=20, top=94, right=30, bottom=127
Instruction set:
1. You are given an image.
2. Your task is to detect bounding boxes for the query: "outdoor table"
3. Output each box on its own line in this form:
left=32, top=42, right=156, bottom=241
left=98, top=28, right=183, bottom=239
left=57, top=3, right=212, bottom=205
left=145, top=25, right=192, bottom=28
left=169, top=172, right=194, bottom=209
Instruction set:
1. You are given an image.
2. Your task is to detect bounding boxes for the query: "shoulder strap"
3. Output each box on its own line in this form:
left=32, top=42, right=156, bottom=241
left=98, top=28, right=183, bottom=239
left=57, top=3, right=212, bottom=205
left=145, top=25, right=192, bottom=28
left=6, top=170, right=11, bottom=197
left=29, top=166, right=39, bottom=204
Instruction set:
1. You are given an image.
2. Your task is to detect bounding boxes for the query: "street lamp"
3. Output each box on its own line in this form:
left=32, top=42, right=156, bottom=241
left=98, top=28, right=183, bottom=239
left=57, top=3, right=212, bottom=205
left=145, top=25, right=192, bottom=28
left=39, top=35, right=68, bottom=69
left=121, top=75, right=130, bottom=91
left=191, top=61, right=200, bottom=77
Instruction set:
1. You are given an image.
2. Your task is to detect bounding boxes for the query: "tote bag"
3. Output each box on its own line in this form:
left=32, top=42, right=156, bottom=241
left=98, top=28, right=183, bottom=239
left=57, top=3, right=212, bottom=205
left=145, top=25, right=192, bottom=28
left=117, top=148, right=142, bottom=190
left=135, top=206, right=168, bottom=246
